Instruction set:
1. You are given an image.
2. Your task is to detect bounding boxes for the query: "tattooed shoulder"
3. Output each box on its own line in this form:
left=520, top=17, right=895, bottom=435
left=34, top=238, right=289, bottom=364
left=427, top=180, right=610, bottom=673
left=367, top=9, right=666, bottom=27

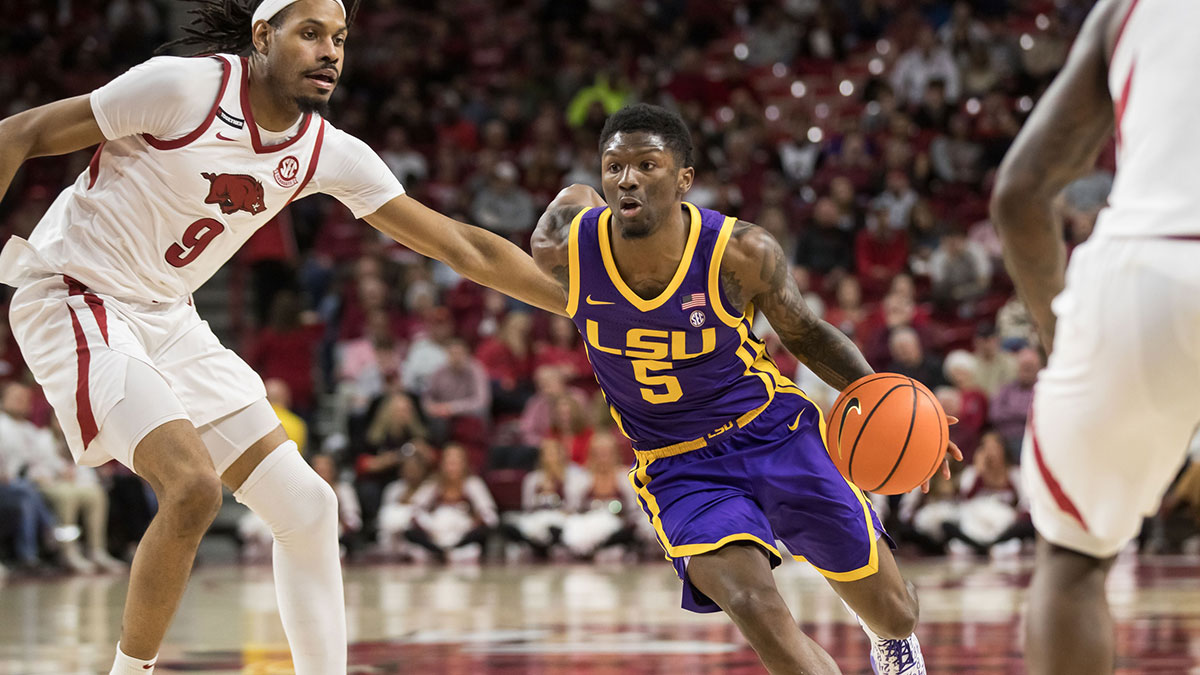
left=718, top=220, right=763, bottom=313
left=532, top=206, right=582, bottom=291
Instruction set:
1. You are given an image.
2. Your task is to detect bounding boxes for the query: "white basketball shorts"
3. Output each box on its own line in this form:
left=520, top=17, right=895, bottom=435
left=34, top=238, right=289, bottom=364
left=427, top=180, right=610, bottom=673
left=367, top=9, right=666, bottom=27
left=8, top=273, right=267, bottom=472
left=1024, top=236, right=1200, bottom=558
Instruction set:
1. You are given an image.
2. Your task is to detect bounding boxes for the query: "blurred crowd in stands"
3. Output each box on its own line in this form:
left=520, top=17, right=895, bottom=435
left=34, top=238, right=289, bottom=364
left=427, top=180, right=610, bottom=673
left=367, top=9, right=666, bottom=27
left=5, top=0, right=1197, bottom=575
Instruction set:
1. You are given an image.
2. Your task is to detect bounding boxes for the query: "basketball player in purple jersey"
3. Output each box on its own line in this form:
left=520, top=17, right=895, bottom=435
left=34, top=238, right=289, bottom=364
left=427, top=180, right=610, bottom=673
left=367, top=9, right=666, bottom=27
left=532, top=104, right=961, bottom=675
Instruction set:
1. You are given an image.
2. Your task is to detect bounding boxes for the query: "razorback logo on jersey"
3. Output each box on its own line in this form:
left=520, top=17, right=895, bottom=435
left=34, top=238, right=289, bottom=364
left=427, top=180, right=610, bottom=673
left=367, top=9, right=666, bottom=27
left=201, top=172, right=266, bottom=215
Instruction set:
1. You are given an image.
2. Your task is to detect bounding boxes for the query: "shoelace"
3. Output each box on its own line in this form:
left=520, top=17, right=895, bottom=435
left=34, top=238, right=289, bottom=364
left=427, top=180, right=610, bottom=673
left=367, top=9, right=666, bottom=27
left=878, top=639, right=913, bottom=670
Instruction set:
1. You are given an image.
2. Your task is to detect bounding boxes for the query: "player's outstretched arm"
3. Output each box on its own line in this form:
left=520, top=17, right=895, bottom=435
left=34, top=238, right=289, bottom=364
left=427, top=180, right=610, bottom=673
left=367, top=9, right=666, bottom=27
left=720, top=221, right=873, bottom=391
left=365, top=195, right=569, bottom=316
left=530, top=184, right=606, bottom=292
left=0, top=95, right=105, bottom=205
left=990, top=0, right=1119, bottom=353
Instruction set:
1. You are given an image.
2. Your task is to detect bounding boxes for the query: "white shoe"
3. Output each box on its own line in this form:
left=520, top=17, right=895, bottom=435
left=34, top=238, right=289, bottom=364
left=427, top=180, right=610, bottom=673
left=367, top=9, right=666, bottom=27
left=990, top=539, right=1022, bottom=559
left=62, top=547, right=97, bottom=574
left=947, top=540, right=975, bottom=557
left=448, top=543, right=482, bottom=564
left=89, top=550, right=127, bottom=574
left=870, top=634, right=926, bottom=675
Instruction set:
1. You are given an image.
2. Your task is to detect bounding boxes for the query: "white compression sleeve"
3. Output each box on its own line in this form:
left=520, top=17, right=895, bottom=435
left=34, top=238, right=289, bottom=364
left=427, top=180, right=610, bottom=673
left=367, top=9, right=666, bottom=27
left=233, top=442, right=346, bottom=675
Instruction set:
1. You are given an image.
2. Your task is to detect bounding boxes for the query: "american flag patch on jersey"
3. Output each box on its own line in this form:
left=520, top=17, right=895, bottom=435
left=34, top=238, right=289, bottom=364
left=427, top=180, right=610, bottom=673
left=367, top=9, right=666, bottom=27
left=680, top=293, right=706, bottom=309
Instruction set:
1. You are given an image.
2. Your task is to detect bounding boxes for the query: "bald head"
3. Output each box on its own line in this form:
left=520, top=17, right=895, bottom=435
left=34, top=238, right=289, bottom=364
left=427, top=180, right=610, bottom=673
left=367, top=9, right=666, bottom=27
left=1, top=382, right=32, bottom=421
left=889, top=327, right=923, bottom=366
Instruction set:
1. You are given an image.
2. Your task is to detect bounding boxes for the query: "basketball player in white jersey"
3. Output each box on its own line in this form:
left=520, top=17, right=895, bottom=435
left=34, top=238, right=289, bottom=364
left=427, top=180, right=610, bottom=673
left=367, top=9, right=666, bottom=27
left=991, top=0, right=1194, bottom=672
left=0, top=1, right=565, bottom=673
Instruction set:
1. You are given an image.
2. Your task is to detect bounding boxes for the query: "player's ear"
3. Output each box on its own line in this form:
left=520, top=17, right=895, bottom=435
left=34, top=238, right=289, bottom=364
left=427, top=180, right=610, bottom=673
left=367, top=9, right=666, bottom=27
left=251, top=20, right=272, bottom=56
left=678, top=166, right=695, bottom=194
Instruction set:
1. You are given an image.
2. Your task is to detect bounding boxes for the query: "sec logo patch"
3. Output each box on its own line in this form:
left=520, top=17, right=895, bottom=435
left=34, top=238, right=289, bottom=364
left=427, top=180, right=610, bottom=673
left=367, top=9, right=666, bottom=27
left=689, top=310, right=706, bottom=327
left=274, top=155, right=300, bottom=188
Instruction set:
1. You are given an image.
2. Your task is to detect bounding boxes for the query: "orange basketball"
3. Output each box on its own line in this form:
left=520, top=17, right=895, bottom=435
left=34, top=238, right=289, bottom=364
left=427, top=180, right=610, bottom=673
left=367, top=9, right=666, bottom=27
left=825, top=373, right=949, bottom=495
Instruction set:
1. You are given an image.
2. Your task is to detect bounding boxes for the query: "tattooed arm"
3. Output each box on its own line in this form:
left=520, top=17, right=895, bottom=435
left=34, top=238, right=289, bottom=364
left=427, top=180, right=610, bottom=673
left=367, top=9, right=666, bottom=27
left=720, top=221, right=872, bottom=392
left=724, top=221, right=962, bottom=489
left=531, top=184, right=606, bottom=292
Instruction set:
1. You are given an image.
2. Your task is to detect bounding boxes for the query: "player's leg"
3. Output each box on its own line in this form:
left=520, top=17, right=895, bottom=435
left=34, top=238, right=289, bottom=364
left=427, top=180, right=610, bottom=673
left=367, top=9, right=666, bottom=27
left=1022, top=239, right=1200, bottom=674
left=826, top=543, right=917, bottom=640
left=118, top=418, right=223, bottom=666
left=752, top=395, right=924, bottom=675
left=1026, top=538, right=1115, bottom=674
left=825, top=543, right=925, bottom=675
left=687, top=543, right=842, bottom=675
left=9, top=277, right=217, bottom=670
left=152, top=301, right=345, bottom=674
left=207, top=401, right=346, bottom=675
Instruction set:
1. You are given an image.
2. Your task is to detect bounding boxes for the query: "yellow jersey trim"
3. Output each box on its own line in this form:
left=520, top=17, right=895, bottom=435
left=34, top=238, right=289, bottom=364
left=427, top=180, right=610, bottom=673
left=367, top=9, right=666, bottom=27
left=669, top=533, right=782, bottom=560
left=598, top=202, right=702, bottom=312
left=628, top=455, right=782, bottom=561
left=564, top=207, right=589, bottom=317
left=708, top=215, right=744, bottom=328
left=793, top=482, right=881, bottom=582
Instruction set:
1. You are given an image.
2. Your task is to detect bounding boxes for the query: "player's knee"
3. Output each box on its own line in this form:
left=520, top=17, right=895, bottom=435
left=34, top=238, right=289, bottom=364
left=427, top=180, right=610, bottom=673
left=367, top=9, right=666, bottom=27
left=163, top=473, right=223, bottom=535
left=274, top=469, right=338, bottom=539
left=874, top=589, right=919, bottom=639
left=722, top=585, right=786, bottom=622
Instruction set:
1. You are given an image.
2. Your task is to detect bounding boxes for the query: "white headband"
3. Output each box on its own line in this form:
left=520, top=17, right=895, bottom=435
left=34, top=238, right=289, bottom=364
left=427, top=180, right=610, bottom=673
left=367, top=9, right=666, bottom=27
left=252, top=0, right=346, bottom=27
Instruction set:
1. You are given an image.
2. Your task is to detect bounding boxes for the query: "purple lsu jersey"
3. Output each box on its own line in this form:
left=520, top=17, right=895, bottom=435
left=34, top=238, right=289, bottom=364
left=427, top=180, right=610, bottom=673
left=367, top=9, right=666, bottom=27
left=566, top=202, right=805, bottom=454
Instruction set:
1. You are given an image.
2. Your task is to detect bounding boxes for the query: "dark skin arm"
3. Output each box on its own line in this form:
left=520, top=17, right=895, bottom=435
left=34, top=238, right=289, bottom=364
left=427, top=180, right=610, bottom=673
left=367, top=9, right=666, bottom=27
left=990, top=0, right=1121, bottom=355
left=366, top=195, right=568, bottom=316
left=721, top=221, right=872, bottom=391
left=531, top=184, right=606, bottom=292
left=0, top=95, right=105, bottom=202
left=722, top=221, right=961, bottom=489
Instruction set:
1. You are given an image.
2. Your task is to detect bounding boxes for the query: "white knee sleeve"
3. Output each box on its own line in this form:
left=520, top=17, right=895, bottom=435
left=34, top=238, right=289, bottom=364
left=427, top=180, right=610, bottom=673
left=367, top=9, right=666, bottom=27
left=233, top=442, right=346, bottom=675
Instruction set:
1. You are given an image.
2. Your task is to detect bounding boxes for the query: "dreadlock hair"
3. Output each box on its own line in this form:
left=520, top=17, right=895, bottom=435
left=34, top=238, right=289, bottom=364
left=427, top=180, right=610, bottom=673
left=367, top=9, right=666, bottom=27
left=599, top=103, right=695, bottom=169
left=157, top=0, right=361, bottom=56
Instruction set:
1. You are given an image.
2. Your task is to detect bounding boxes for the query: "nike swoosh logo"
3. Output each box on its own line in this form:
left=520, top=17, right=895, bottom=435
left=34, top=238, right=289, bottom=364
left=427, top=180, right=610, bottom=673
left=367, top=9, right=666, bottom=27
left=215, top=133, right=237, bottom=142
left=143, top=663, right=156, bottom=670
left=787, top=409, right=805, bottom=431
left=585, top=295, right=615, bottom=305
left=835, top=397, right=862, bottom=459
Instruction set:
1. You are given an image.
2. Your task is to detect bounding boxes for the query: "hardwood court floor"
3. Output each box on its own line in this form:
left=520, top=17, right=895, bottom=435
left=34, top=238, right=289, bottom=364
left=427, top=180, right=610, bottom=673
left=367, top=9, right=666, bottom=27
left=2, top=554, right=1200, bottom=674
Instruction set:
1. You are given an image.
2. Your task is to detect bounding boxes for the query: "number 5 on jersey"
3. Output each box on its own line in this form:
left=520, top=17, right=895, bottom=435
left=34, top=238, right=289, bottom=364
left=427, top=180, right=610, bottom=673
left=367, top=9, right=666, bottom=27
left=632, top=360, right=682, bottom=404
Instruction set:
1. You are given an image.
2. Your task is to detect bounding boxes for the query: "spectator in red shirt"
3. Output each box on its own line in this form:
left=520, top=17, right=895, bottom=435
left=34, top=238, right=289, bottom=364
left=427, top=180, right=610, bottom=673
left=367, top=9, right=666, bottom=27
left=475, top=311, right=536, bottom=418
left=548, top=395, right=595, bottom=465
left=940, top=350, right=989, bottom=461
left=823, top=276, right=872, bottom=343
left=520, top=366, right=589, bottom=447
left=247, top=290, right=322, bottom=416
left=855, top=207, right=910, bottom=299
left=535, top=316, right=594, bottom=391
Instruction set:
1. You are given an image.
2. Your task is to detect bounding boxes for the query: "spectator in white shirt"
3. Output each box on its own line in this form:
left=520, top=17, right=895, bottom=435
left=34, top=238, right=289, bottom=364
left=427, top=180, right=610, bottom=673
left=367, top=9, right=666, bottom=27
left=890, top=25, right=962, bottom=106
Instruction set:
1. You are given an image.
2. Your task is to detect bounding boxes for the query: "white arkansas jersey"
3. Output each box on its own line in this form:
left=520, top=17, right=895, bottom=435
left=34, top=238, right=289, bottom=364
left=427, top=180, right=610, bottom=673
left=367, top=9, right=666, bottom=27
left=1, top=54, right=402, bottom=302
left=1096, top=0, right=1200, bottom=239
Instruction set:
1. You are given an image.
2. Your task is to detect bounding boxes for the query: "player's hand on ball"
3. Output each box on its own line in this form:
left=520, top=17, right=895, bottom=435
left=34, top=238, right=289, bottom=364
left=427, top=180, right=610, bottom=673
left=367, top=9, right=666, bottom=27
left=921, top=415, right=964, bottom=494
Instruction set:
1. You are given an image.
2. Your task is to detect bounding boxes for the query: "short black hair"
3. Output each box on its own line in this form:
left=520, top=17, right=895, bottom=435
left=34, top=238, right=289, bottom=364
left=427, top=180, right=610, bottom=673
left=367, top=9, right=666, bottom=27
left=599, top=104, right=694, bottom=168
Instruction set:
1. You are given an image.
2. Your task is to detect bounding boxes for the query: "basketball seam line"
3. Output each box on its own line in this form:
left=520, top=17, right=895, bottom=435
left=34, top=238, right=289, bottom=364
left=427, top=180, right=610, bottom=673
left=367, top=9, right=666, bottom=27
left=846, top=383, right=908, bottom=487
left=869, top=381, right=918, bottom=492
